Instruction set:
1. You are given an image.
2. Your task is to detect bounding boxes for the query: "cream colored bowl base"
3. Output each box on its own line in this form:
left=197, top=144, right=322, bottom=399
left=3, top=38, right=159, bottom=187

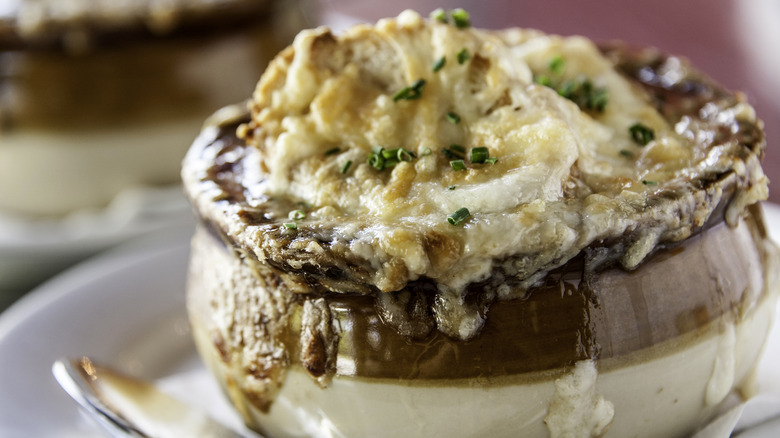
left=191, top=279, right=777, bottom=438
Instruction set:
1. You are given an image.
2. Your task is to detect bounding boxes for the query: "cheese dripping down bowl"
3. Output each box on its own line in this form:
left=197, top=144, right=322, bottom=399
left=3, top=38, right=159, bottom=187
left=181, top=10, right=779, bottom=438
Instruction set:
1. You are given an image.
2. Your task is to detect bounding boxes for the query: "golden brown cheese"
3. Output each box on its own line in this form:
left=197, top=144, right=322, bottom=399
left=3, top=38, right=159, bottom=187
left=185, top=10, right=767, bottom=339
left=249, top=12, right=690, bottom=210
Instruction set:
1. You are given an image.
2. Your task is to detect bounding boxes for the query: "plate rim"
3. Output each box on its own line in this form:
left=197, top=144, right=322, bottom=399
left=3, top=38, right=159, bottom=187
left=0, top=229, right=194, bottom=436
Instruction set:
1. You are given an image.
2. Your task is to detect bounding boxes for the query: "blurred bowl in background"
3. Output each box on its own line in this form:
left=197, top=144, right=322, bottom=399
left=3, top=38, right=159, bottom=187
left=0, top=0, right=314, bottom=307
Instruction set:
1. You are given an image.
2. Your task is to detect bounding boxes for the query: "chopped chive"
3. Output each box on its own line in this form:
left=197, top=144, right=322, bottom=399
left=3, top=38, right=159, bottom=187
left=397, top=148, right=414, bottom=162
left=384, top=157, right=400, bottom=167
left=619, top=149, right=634, bottom=158
left=451, top=8, right=471, bottom=28
left=288, top=210, right=306, bottom=221
left=541, top=74, right=608, bottom=113
left=469, top=146, right=489, bottom=164
left=368, top=147, right=415, bottom=170
left=324, top=147, right=341, bottom=156
left=589, top=88, right=609, bottom=112
left=450, top=144, right=466, bottom=154
left=484, top=157, right=498, bottom=164
left=448, top=207, right=470, bottom=225
left=457, top=48, right=470, bottom=64
left=442, top=145, right=465, bottom=160
left=450, top=159, right=466, bottom=170
left=393, top=78, right=426, bottom=102
left=433, top=56, right=446, bottom=72
left=448, top=185, right=456, bottom=190
left=341, top=160, right=353, bottom=174
left=549, top=56, right=565, bottom=75
left=283, top=222, right=298, bottom=230
left=442, top=148, right=457, bottom=159
left=368, top=152, right=384, bottom=169
left=431, top=8, right=448, bottom=23
left=629, top=123, right=655, bottom=146
left=641, top=180, right=658, bottom=186
left=385, top=157, right=400, bottom=166
left=393, top=87, right=411, bottom=102
left=534, top=75, right=552, bottom=87
left=557, top=79, right=577, bottom=99
left=446, top=111, right=461, bottom=124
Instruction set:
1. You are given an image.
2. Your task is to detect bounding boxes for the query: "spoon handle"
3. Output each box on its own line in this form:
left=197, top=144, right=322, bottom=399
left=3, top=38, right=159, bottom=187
left=53, top=358, right=148, bottom=438
left=52, top=357, right=247, bottom=438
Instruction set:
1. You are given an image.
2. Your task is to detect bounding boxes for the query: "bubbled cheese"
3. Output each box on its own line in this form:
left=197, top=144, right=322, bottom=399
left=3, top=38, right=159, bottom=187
left=188, top=10, right=768, bottom=339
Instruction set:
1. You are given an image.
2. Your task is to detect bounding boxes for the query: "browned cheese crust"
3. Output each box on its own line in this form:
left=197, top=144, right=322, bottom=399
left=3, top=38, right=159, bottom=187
left=181, top=12, right=772, bottom=414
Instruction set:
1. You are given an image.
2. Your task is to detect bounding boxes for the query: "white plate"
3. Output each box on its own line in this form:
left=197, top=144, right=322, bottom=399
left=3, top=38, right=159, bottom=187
left=0, top=206, right=779, bottom=437
left=0, top=186, right=194, bottom=296
left=0, top=227, right=216, bottom=437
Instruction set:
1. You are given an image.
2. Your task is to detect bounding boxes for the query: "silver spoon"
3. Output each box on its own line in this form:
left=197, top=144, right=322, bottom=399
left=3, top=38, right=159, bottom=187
left=52, top=357, right=248, bottom=438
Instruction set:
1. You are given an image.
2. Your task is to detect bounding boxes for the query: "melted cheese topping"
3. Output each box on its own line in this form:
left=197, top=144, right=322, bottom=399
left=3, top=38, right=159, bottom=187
left=189, top=10, right=768, bottom=339
left=251, top=11, right=687, bottom=214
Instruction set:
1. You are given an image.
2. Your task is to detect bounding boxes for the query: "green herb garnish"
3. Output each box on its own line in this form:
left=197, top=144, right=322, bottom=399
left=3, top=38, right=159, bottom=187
left=450, top=144, right=466, bottom=154
left=368, top=147, right=416, bottom=170
left=431, top=8, right=448, bottom=23
left=446, top=111, right=461, bottom=124
left=451, top=8, right=471, bottom=28
left=535, top=66, right=609, bottom=113
left=433, top=56, right=446, bottom=72
left=619, top=149, right=634, bottom=158
left=397, top=148, right=414, bottom=162
left=457, top=48, right=470, bottom=64
left=629, top=123, right=655, bottom=146
left=288, top=210, right=306, bottom=221
left=393, top=79, right=426, bottom=102
left=549, top=56, right=565, bottom=75
left=324, top=147, right=341, bottom=156
left=588, top=88, right=609, bottom=112
left=448, top=207, right=470, bottom=225
left=341, top=160, right=353, bottom=174
left=641, top=180, right=658, bottom=186
left=469, top=146, right=489, bottom=164
left=442, top=145, right=466, bottom=160
left=283, top=222, right=298, bottom=230
left=368, top=150, right=384, bottom=169
left=431, top=8, right=471, bottom=28
left=534, top=75, right=552, bottom=87
left=448, top=185, right=456, bottom=190
left=442, top=148, right=459, bottom=159
left=557, top=76, right=608, bottom=113
left=450, top=159, right=466, bottom=170
left=484, top=157, right=498, bottom=164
